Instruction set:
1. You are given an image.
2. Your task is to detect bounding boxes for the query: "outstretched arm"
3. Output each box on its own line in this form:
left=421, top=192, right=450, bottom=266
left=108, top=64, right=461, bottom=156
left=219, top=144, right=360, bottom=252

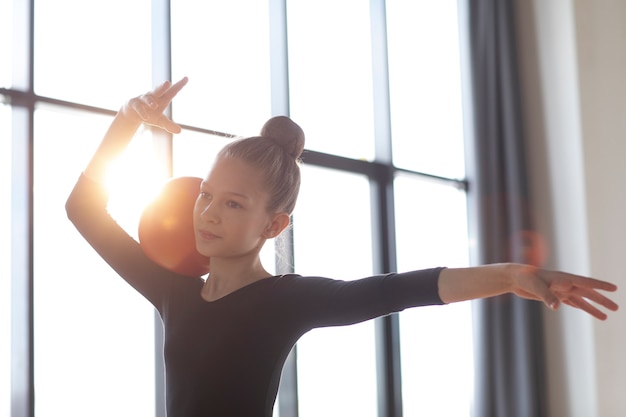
left=438, top=263, right=619, bottom=320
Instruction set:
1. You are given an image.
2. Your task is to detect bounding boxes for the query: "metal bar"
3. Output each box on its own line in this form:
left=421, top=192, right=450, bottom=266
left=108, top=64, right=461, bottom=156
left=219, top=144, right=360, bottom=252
left=151, top=0, right=173, bottom=415
left=11, top=0, right=35, bottom=415
left=10, top=108, right=34, bottom=417
left=302, top=149, right=467, bottom=190
left=268, top=0, right=300, bottom=415
left=269, top=0, right=290, bottom=117
left=371, top=175, right=403, bottom=417
left=369, top=1, right=403, bottom=416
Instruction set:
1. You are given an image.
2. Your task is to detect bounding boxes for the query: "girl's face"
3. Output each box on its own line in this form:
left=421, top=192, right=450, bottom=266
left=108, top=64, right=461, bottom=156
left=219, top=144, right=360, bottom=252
left=193, top=157, right=276, bottom=259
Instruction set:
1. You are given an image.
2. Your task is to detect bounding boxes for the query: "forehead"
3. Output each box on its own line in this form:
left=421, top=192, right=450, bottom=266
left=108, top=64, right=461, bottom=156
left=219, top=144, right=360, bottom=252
left=203, top=157, right=266, bottom=194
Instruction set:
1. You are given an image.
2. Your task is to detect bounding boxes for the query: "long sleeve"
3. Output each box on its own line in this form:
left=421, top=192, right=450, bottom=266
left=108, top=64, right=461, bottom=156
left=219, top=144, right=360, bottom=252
left=268, top=269, right=445, bottom=331
left=65, top=173, right=186, bottom=310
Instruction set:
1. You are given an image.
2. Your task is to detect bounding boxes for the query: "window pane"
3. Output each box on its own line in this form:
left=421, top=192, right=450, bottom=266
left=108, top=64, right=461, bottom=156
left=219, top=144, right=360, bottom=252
left=0, top=104, right=11, bottom=417
left=387, top=1, right=466, bottom=178
left=172, top=130, right=231, bottom=179
left=293, top=165, right=377, bottom=417
left=171, top=0, right=272, bottom=136
left=287, top=0, right=375, bottom=161
left=34, top=0, right=151, bottom=109
left=172, top=130, right=277, bottom=272
left=33, top=107, right=156, bottom=417
left=394, top=174, right=473, bottom=416
left=0, top=0, right=11, bottom=88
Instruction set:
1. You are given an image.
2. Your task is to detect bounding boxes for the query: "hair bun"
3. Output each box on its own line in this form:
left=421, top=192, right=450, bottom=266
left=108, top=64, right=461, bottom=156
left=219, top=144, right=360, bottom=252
left=260, top=116, right=305, bottom=159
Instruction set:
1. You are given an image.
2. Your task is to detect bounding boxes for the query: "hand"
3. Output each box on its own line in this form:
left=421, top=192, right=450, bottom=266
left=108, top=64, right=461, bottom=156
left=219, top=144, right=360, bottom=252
left=511, top=265, right=619, bottom=320
left=123, top=76, right=189, bottom=133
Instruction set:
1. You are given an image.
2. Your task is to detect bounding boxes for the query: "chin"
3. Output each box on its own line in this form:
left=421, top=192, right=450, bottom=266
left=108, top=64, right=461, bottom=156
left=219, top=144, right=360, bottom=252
left=194, top=240, right=210, bottom=257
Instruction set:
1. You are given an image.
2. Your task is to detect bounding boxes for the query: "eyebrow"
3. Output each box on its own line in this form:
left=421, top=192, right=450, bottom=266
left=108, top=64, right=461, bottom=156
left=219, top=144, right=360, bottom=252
left=200, top=181, right=250, bottom=200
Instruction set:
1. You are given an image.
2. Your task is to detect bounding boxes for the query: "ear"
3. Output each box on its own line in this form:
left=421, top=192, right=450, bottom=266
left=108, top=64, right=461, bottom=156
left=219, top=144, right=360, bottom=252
left=263, top=212, right=291, bottom=239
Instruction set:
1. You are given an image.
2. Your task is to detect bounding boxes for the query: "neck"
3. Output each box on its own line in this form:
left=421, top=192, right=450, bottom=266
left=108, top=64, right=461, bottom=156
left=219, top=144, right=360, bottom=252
left=201, top=256, right=271, bottom=302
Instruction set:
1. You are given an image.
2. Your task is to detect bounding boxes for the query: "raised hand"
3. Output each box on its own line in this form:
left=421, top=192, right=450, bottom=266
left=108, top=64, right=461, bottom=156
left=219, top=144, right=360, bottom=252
left=81, top=77, right=189, bottom=182
left=124, top=76, right=189, bottom=134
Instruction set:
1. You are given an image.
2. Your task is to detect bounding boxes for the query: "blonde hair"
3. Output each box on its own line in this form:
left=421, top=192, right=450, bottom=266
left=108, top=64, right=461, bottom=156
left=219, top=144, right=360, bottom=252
left=217, top=116, right=305, bottom=214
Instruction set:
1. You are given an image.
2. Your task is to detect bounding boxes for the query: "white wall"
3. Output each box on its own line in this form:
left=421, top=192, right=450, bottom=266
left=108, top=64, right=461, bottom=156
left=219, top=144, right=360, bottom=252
left=515, top=1, right=626, bottom=416
left=573, top=2, right=626, bottom=415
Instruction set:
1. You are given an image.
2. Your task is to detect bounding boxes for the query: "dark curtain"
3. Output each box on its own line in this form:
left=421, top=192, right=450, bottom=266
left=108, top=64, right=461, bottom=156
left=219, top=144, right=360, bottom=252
left=467, top=0, right=547, bottom=416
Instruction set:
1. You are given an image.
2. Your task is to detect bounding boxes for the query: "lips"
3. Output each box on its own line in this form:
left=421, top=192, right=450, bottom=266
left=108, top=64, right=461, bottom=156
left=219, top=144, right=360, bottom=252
left=198, top=229, right=220, bottom=240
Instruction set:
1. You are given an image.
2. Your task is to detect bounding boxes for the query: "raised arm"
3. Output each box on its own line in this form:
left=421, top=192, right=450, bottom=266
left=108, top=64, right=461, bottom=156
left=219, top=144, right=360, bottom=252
left=65, top=78, right=190, bottom=306
left=438, top=263, right=619, bottom=320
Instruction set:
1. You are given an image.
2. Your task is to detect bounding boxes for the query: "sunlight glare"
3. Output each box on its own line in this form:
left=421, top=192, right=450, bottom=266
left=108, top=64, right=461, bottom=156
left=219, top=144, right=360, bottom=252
left=104, top=128, right=170, bottom=238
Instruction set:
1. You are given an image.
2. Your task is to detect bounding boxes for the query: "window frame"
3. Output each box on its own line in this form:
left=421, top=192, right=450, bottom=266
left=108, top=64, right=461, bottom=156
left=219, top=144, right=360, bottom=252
left=2, top=1, right=472, bottom=416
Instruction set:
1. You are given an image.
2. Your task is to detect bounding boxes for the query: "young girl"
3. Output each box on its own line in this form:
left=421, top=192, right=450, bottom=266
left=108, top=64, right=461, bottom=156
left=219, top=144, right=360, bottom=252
left=66, top=78, right=619, bottom=417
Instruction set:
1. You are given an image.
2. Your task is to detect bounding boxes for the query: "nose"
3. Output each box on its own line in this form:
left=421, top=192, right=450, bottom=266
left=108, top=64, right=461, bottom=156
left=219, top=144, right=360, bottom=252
left=199, top=200, right=220, bottom=223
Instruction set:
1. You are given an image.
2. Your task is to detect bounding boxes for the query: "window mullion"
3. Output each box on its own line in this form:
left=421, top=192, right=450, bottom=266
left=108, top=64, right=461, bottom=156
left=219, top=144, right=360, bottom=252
left=369, top=1, right=403, bottom=417
left=11, top=106, right=35, bottom=417
left=11, top=0, right=35, bottom=415
left=268, top=1, right=299, bottom=416
left=151, top=0, right=173, bottom=416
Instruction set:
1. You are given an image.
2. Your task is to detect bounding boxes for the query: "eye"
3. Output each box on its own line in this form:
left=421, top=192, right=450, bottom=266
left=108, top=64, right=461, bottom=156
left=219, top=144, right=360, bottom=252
left=226, top=200, right=242, bottom=209
left=199, top=191, right=212, bottom=200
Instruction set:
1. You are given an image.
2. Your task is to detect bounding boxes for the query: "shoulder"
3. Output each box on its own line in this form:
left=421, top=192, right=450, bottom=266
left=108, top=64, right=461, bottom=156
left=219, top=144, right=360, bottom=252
left=271, top=274, right=342, bottom=289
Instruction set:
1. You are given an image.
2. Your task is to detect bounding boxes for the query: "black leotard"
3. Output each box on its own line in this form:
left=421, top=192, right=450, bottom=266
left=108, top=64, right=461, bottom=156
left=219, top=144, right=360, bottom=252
left=66, top=174, right=445, bottom=417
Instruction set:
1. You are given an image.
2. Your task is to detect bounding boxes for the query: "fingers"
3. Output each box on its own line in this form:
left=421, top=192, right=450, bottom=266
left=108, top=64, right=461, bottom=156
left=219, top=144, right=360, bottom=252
left=158, top=115, right=183, bottom=134
left=565, top=296, right=609, bottom=320
left=551, top=270, right=618, bottom=292
left=125, top=77, right=188, bottom=131
left=149, top=77, right=188, bottom=103
left=538, top=269, right=619, bottom=319
left=159, top=76, right=189, bottom=101
left=139, top=76, right=189, bottom=107
left=568, top=287, right=620, bottom=311
left=551, top=287, right=619, bottom=319
left=151, top=80, right=172, bottom=97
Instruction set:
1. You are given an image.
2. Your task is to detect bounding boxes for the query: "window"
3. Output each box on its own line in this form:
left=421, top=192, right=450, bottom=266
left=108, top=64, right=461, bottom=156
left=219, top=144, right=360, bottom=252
left=170, top=0, right=272, bottom=136
left=0, top=0, right=11, bottom=88
left=387, top=0, right=466, bottom=179
left=6, top=1, right=473, bottom=416
left=34, top=0, right=151, bottom=108
left=293, top=166, right=377, bottom=417
left=287, top=0, right=376, bottom=161
left=395, top=174, right=473, bottom=416
left=385, top=2, right=473, bottom=413
left=33, top=107, right=156, bottom=417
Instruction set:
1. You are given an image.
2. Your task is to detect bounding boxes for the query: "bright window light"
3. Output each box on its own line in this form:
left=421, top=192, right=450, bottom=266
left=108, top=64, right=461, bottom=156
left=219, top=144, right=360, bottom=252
left=104, top=128, right=171, bottom=238
left=395, top=174, right=473, bottom=417
left=7, top=1, right=473, bottom=416
left=33, top=107, right=156, bottom=417
left=0, top=0, right=12, bottom=88
left=387, top=0, right=466, bottom=179
left=171, top=0, right=272, bottom=137
left=0, top=104, right=11, bottom=417
left=287, top=0, right=376, bottom=161
left=34, top=0, right=151, bottom=109
left=293, top=165, right=377, bottom=417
